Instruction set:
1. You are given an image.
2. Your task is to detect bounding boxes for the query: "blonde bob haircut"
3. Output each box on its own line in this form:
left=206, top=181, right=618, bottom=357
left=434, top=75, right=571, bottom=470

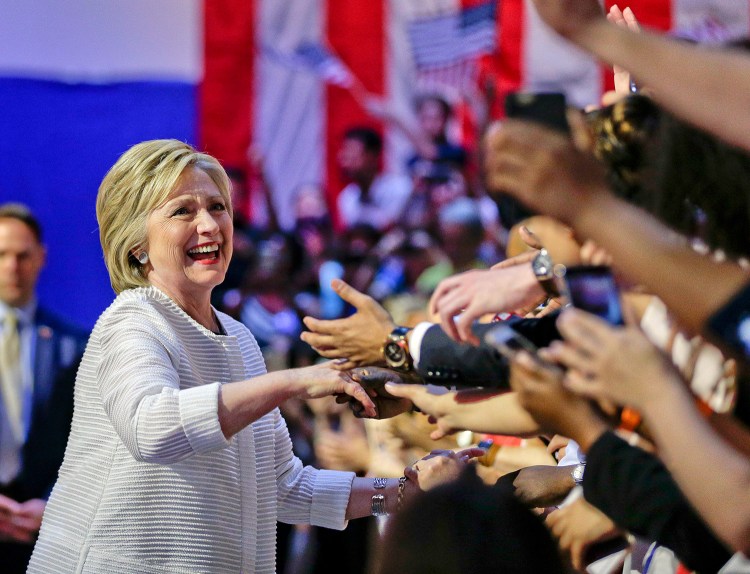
left=96, top=139, right=233, bottom=294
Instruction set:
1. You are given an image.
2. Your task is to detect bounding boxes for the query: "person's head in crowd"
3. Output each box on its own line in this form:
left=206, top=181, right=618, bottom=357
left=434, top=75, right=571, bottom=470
left=428, top=165, right=467, bottom=210
left=587, top=94, right=661, bottom=201
left=96, top=139, right=233, bottom=296
left=588, top=94, right=750, bottom=258
left=223, top=166, right=249, bottom=226
left=415, top=93, right=452, bottom=143
left=0, top=203, right=47, bottom=308
left=243, top=233, right=303, bottom=293
left=338, top=126, right=382, bottom=183
left=375, top=468, right=566, bottom=574
left=437, top=197, right=485, bottom=270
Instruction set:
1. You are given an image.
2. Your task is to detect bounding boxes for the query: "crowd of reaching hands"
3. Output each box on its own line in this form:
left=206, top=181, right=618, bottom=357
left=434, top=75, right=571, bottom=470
left=261, top=2, right=750, bottom=573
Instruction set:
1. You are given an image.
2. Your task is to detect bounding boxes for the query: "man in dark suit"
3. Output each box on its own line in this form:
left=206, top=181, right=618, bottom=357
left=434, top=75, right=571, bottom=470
left=0, top=203, right=88, bottom=572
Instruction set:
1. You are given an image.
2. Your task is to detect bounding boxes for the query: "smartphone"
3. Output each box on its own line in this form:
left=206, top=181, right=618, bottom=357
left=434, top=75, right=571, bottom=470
left=563, top=266, right=625, bottom=326
left=504, top=92, right=570, bottom=134
left=484, top=323, right=562, bottom=374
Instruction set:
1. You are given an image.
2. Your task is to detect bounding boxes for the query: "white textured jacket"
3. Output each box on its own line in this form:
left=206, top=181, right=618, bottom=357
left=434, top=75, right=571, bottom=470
left=28, top=287, right=354, bottom=574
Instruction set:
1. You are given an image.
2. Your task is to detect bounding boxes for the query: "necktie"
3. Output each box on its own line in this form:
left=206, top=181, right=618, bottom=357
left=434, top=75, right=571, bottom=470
left=0, top=309, right=23, bottom=483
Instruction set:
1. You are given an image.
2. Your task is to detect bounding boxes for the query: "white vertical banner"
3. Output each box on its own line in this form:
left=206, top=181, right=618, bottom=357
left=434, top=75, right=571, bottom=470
left=256, top=0, right=325, bottom=229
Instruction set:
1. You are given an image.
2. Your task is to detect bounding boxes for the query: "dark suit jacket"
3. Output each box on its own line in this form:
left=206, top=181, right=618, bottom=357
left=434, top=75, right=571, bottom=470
left=416, top=313, right=561, bottom=388
left=4, top=306, right=88, bottom=501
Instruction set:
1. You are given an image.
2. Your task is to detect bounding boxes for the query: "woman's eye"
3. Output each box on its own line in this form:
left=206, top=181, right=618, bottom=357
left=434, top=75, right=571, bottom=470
left=171, top=207, right=189, bottom=216
left=211, top=202, right=227, bottom=212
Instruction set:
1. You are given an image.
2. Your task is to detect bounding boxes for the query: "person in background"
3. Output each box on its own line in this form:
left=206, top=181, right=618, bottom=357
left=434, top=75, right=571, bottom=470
left=0, top=203, right=88, bottom=573
left=336, top=127, right=412, bottom=232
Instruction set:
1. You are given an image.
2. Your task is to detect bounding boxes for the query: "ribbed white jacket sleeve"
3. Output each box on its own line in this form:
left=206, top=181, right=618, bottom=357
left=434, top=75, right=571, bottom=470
left=273, top=409, right=354, bottom=530
left=96, top=302, right=230, bottom=464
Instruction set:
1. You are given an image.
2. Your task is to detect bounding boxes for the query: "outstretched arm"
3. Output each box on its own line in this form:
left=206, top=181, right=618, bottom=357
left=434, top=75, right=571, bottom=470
left=484, top=117, right=749, bottom=335
left=529, top=0, right=750, bottom=151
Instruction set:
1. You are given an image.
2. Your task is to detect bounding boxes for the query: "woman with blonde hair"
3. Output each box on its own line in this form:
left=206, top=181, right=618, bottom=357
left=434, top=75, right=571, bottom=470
left=28, top=139, right=416, bottom=574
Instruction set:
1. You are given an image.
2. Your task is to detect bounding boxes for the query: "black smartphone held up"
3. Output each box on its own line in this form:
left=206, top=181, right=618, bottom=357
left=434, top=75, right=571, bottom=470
left=563, top=266, right=625, bottom=326
left=504, top=92, right=570, bottom=134
left=484, top=323, right=562, bottom=375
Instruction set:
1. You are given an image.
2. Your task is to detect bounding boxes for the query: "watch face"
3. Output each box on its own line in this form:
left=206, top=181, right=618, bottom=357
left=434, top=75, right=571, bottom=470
left=533, top=250, right=554, bottom=279
left=384, top=341, right=407, bottom=368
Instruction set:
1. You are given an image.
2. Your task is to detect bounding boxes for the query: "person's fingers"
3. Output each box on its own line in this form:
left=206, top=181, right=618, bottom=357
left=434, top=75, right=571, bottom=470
left=302, top=316, right=341, bottom=336
left=622, top=7, right=641, bottom=31
left=333, top=359, right=357, bottom=371
left=0, top=496, right=19, bottom=515
left=404, top=466, right=419, bottom=484
left=429, top=276, right=461, bottom=315
left=311, top=347, right=349, bottom=360
left=331, top=278, right=374, bottom=310
left=429, top=428, right=447, bottom=440
left=562, top=369, right=602, bottom=400
left=608, top=4, right=625, bottom=25
left=455, top=309, right=481, bottom=346
left=457, top=447, right=486, bottom=461
left=300, top=330, right=337, bottom=348
left=436, top=291, right=468, bottom=342
left=343, top=382, right=377, bottom=418
left=540, top=341, right=592, bottom=374
left=519, top=225, right=544, bottom=250
left=385, top=384, right=434, bottom=413
left=570, top=540, right=586, bottom=572
left=491, top=250, right=537, bottom=270
left=556, top=309, right=612, bottom=353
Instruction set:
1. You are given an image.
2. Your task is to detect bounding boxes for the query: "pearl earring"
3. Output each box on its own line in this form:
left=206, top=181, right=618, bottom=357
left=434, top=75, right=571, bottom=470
left=137, top=252, right=149, bottom=265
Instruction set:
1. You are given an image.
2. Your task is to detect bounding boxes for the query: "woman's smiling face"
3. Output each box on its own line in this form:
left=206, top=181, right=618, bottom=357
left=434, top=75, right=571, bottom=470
left=143, top=166, right=233, bottom=306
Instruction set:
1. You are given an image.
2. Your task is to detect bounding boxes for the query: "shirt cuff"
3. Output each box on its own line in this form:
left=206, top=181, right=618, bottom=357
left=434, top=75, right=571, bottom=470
left=309, top=469, right=356, bottom=530
left=409, top=322, right=433, bottom=368
left=179, top=382, right=231, bottom=454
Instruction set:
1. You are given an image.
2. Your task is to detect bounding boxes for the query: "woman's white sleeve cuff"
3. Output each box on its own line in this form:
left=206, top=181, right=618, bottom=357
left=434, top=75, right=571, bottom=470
left=179, top=382, right=231, bottom=454
left=309, top=470, right=355, bottom=530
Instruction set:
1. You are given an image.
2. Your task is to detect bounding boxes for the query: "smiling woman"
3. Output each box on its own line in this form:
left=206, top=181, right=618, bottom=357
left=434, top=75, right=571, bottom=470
left=27, top=140, right=420, bottom=574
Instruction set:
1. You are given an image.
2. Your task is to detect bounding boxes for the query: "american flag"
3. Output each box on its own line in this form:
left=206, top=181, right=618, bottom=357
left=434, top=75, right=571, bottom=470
left=407, top=0, right=498, bottom=91
left=262, top=41, right=354, bottom=88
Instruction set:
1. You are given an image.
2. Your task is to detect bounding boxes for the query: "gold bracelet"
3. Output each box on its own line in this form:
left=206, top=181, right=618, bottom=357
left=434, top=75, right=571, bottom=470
left=396, top=476, right=407, bottom=512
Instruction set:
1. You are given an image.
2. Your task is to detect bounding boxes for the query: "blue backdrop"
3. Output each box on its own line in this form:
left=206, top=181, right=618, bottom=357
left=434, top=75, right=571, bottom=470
left=0, top=78, right=196, bottom=330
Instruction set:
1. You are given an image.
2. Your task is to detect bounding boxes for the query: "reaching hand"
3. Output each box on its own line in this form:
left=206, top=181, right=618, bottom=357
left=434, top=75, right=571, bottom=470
left=544, top=309, right=683, bottom=411
left=295, top=362, right=377, bottom=418
left=546, top=496, right=624, bottom=571
left=607, top=5, right=641, bottom=95
left=408, top=448, right=486, bottom=491
left=344, top=367, right=416, bottom=420
left=301, top=279, right=396, bottom=370
left=385, top=383, right=502, bottom=440
left=484, top=119, right=611, bottom=226
left=429, top=264, right=545, bottom=345
left=510, top=352, right=610, bottom=451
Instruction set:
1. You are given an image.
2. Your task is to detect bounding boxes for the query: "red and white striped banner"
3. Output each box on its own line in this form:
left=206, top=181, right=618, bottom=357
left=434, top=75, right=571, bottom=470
left=201, top=0, right=750, bottom=229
